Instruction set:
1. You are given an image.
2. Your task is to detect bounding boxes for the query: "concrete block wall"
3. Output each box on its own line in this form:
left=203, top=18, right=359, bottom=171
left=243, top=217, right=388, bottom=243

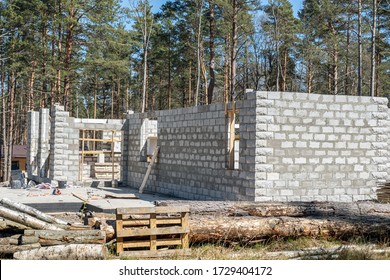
left=27, top=93, right=389, bottom=202
left=49, top=105, right=79, bottom=185
left=27, top=105, right=126, bottom=186
left=38, top=108, right=50, bottom=178
left=123, top=91, right=389, bottom=202
left=255, top=91, right=389, bottom=202
left=122, top=113, right=149, bottom=188
left=123, top=104, right=255, bottom=200
left=27, top=109, right=50, bottom=182
left=27, top=111, right=40, bottom=178
left=155, top=104, right=235, bottom=200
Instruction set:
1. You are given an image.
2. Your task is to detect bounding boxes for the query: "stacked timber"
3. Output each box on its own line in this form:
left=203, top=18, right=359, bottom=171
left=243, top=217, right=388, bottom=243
left=0, top=198, right=107, bottom=260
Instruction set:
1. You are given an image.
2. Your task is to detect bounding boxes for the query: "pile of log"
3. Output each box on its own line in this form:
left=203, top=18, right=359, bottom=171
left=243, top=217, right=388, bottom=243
left=155, top=200, right=390, bottom=245
left=0, top=198, right=107, bottom=260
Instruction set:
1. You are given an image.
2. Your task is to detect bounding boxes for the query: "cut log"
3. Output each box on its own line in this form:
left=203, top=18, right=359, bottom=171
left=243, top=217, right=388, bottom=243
left=13, top=244, right=108, bottom=260
left=0, top=243, right=41, bottom=255
left=92, top=219, right=115, bottom=242
left=0, top=205, right=63, bottom=230
left=189, top=215, right=390, bottom=244
left=0, top=198, right=69, bottom=225
left=23, top=229, right=106, bottom=246
left=0, top=236, right=20, bottom=246
left=20, top=235, right=39, bottom=245
left=155, top=200, right=390, bottom=217
left=0, top=218, right=29, bottom=231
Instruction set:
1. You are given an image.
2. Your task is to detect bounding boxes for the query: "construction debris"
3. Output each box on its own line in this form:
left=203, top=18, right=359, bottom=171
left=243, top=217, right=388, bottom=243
left=0, top=198, right=108, bottom=259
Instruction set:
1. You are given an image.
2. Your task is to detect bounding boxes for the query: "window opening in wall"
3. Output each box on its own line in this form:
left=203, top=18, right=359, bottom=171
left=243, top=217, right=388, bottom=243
left=79, top=129, right=122, bottom=182
left=146, top=136, right=158, bottom=162
left=227, top=106, right=240, bottom=170
left=140, top=118, right=158, bottom=162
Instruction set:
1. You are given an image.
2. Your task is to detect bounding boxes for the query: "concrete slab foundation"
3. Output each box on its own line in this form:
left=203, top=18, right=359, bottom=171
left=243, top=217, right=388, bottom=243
left=0, top=187, right=174, bottom=214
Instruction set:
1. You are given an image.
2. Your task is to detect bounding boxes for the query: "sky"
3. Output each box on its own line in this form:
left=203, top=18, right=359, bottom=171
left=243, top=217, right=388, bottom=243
left=146, top=0, right=304, bottom=16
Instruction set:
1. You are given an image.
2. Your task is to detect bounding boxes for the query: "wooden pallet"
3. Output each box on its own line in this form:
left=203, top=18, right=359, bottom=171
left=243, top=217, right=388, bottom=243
left=116, top=206, right=190, bottom=258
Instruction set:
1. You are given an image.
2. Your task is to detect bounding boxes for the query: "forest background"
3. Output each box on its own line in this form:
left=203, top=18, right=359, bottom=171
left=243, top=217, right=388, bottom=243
left=0, top=0, right=389, bottom=181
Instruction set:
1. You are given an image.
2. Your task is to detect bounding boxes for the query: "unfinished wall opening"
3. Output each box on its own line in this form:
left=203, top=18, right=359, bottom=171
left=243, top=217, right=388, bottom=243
left=227, top=107, right=240, bottom=170
left=79, top=129, right=122, bottom=181
left=139, top=118, right=158, bottom=162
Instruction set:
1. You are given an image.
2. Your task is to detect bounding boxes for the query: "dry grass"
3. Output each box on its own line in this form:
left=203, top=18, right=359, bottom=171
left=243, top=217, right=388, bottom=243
left=118, top=237, right=390, bottom=260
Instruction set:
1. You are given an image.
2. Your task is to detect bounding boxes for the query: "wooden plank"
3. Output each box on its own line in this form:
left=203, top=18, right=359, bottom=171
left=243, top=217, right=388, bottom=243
left=139, top=146, right=160, bottom=193
left=119, top=249, right=191, bottom=259
left=104, top=193, right=138, bottom=199
left=117, top=206, right=189, bottom=215
left=79, top=151, right=121, bottom=155
left=72, top=193, right=89, bottom=203
left=116, top=214, right=124, bottom=254
left=122, top=217, right=182, bottom=227
left=79, top=138, right=121, bottom=143
left=123, top=239, right=183, bottom=249
left=117, top=226, right=189, bottom=238
left=123, top=219, right=150, bottom=226
left=181, top=212, right=190, bottom=249
left=150, top=213, right=157, bottom=250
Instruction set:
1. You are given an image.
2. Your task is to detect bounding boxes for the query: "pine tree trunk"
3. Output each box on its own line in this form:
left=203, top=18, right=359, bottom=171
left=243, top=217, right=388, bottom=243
left=94, top=72, right=98, bottom=118
left=1, top=51, right=7, bottom=182
left=201, top=46, right=208, bottom=105
left=344, top=13, right=350, bottom=95
left=333, top=47, right=338, bottom=95
left=358, top=0, right=363, bottom=96
left=28, top=61, right=37, bottom=110
left=168, top=33, right=172, bottom=109
left=111, top=84, right=114, bottom=119
left=370, top=0, right=377, bottom=97
left=306, top=62, right=313, bottom=94
left=56, top=0, right=62, bottom=104
left=207, top=0, right=215, bottom=104
left=142, top=47, right=148, bottom=113
left=282, top=49, right=287, bottom=92
left=63, top=1, right=77, bottom=112
left=224, top=37, right=230, bottom=104
left=41, top=22, right=48, bottom=108
left=7, top=71, right=15, bottom=183
left=117, top=78, right=121, bottom=118
left=195, top=0, right=203, bottom=106
left=188, top=61, right=192, bottom=107
left=230, top=0, right=238, bottom=100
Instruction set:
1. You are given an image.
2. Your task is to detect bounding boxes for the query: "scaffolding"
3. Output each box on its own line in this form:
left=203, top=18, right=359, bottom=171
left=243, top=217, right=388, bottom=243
left=79, top=129, right=122, bottom=182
